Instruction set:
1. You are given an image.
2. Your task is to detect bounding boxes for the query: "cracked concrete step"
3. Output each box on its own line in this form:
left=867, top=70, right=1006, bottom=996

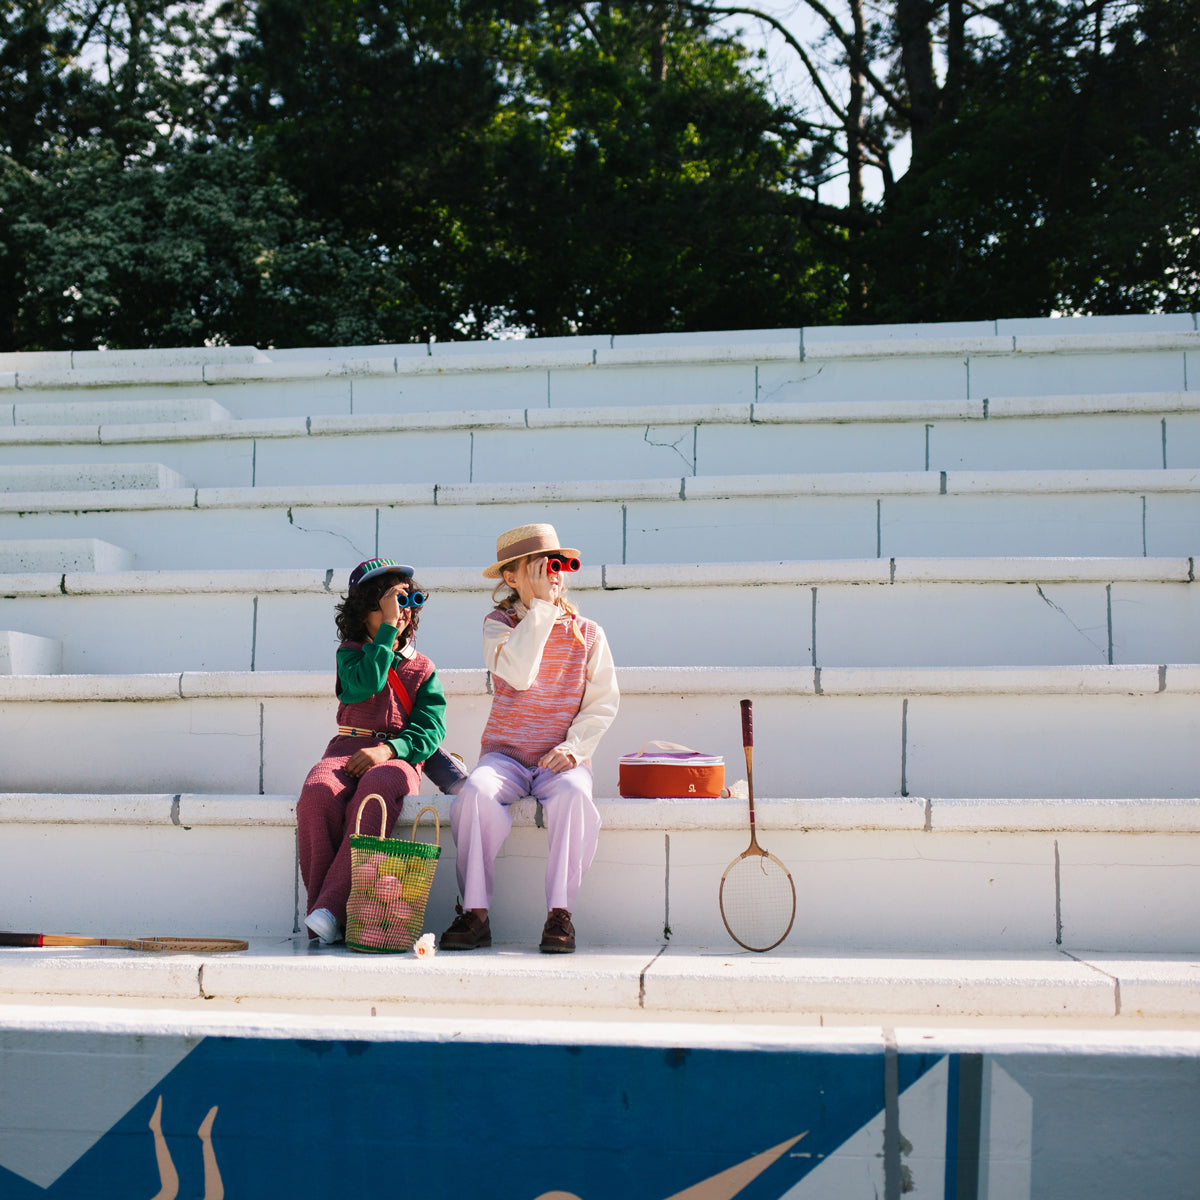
left=3, top=394, right=1200, bottom=487
left=1, top=316, right=1194, bottom=420
left=0, top=558, right=1196, bottom=673
left=1, top=665, right=1198, bottom=802
left=0, top=469, right=1196, bottom=569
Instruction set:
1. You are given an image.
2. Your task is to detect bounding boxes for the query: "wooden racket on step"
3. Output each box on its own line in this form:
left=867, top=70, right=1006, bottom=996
left=719, top=699, right=796, bottom=952
left=0, top=931, right=248, bottom=952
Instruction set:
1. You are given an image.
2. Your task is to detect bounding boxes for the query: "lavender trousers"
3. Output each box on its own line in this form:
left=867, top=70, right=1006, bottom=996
left=449, top=752, right=601, bottom=912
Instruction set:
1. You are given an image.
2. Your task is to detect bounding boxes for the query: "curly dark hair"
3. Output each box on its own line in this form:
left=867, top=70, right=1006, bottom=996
left=335, top=572, right=423, bottom=647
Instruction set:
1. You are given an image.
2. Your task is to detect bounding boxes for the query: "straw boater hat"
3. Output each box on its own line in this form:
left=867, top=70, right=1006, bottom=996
left=483, top=523, right=580, bottom=579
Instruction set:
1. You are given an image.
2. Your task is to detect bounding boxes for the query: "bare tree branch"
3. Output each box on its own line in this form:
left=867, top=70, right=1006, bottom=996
left=67, top=0, right=114, bottom=57
left=694, top=1, right=908, bottom=116
left=701, top=3, right=846, bottom=120
left=572, top=1, right=609, bottom=51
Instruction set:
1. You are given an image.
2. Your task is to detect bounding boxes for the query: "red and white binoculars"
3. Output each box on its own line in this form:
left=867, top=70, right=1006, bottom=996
left=545, top=554, right=581, bottom=573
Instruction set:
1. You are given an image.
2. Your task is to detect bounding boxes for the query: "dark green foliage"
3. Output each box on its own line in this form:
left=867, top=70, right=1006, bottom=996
left=2, top=141, right=431, bottom=349
left=459, top=6, right=842, bottom=333
left=865, top=0, right=1200, bottom=320
left=0, top=0, right=1196, bottom=349
left=231, top=0, right=840, bottom=337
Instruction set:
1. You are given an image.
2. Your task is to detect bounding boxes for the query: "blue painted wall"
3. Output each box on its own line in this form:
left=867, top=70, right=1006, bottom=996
left=1, top=1029, right=1197, bottom=1199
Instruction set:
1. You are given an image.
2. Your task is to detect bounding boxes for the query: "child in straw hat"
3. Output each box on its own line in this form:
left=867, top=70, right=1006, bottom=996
left=441, top=523, right=619, bottom=953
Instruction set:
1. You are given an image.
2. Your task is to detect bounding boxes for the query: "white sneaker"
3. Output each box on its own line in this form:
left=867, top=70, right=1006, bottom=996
left=305, top=908, right=343, bottom=944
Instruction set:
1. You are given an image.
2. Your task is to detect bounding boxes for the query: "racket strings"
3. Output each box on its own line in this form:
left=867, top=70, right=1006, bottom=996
left=720, top=852, right=795, bottom=952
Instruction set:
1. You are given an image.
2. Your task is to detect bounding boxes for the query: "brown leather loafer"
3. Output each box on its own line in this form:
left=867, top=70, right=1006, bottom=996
left=440, top=904, right=491, bottom=950
left=539, top=908, right=575, bottom=954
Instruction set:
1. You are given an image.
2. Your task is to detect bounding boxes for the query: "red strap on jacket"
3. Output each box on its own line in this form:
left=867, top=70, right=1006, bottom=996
left=387, top=667, right=413, bottom=716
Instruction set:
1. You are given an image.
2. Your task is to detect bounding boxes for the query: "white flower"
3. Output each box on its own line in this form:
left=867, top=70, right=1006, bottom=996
left=413, top=932, right=436, bottom=958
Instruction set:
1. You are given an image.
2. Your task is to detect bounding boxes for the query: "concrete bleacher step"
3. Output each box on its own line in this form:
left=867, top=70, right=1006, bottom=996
left=2, top=664, right=1198, bottom=801
left=0, top=538, right=134, bottom=573
left=0, top=630, right=61, bottom=673
left=0, top=940, right=1196, bottom=1022
left=0, top=346, right=263, bottom=372
left=1, top=791, right=1197, bottom=953
left=0, top=462, right=189, bottom=493
left=3, top=392, right=1200, bottom=488
left=0, top=345, right=265, bottom=398
left=0, top=558, right=1197, bottom=673
left=2, top=321, right=1196, bottom=421
left=3, top=396, right=234, bottom=428
left=0, top=467, right=1196, bottom=568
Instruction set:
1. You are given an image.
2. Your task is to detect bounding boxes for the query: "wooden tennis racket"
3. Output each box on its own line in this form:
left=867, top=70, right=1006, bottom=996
left=719, top=699, right=797, bottom=952
left=0, top=931, right=248, bottom=952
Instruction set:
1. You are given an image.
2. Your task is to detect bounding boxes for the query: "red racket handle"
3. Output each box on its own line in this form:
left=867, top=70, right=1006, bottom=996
left=740, top=698, right=753, bottom=748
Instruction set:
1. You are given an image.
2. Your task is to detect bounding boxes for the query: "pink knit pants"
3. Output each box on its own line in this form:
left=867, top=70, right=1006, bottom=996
left=296, top=738, right=421, bottom=923
left=449, top=751, right=600, bottom=912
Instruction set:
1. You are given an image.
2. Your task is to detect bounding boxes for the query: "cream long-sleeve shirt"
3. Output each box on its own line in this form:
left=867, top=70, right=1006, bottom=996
left=482, top=598, right=619, bottom=765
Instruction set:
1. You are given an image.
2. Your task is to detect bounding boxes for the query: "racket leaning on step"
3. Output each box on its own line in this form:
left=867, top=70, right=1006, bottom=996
left=718, top=698, right=797, bottom=952
left=0, top=931, right=248, bottom=952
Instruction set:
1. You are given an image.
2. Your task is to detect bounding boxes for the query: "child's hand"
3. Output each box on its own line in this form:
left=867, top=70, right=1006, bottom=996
left=538, top=748, right=577, bottom=773
left=346, top=744, right=397, bottom=777
left=529, top=556, right=561, bottom=604
left=378, top=584, right=405, bottom=630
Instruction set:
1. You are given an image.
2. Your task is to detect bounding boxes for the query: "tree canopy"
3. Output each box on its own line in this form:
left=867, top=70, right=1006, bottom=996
left=0, top=0, right=1195, bottom=350
left=859, top=0, right=1200, bottom=318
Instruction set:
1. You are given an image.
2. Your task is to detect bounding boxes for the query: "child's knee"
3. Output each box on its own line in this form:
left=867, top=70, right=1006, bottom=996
left=460, top=764, right=512, bottom=804
left=450, top=778, right=488, bottom=819
left=300, top=758, right=345, bottom=794
left=359, top=760, right=416, bottom=798
left=538, top=764, right=591, bottom=800
left=347, top=793, right=400, bottom=841
left=296, top=782, right=341, bottom=819
left=542, top=783, right=595, bottom=823
left=451, top=770, right=517, bottom=824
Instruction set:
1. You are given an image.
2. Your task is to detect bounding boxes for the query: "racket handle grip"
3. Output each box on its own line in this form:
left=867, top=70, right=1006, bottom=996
left=740, top=698, right=753, bottom=747
left=0, top=932, right=42, bottom=947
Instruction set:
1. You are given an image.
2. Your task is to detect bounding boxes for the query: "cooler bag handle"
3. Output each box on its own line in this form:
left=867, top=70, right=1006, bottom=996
left=626, top=741, right=705, bottom=758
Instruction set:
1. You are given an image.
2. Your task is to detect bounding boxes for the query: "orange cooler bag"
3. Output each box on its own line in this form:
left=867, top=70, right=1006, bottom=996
left=618, top=742, right=725, bottom=798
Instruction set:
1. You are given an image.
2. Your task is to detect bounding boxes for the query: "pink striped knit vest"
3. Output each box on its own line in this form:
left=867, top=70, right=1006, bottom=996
left=480, top=608, right=597, bottom=768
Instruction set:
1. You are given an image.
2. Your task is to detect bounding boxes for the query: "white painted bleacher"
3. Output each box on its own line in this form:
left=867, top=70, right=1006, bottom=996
left=1, top=314, right=1199, bottom=1016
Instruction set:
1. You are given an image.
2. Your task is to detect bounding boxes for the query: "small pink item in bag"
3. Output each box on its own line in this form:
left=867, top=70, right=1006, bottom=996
left=618, top=741, right=725, bottom=798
